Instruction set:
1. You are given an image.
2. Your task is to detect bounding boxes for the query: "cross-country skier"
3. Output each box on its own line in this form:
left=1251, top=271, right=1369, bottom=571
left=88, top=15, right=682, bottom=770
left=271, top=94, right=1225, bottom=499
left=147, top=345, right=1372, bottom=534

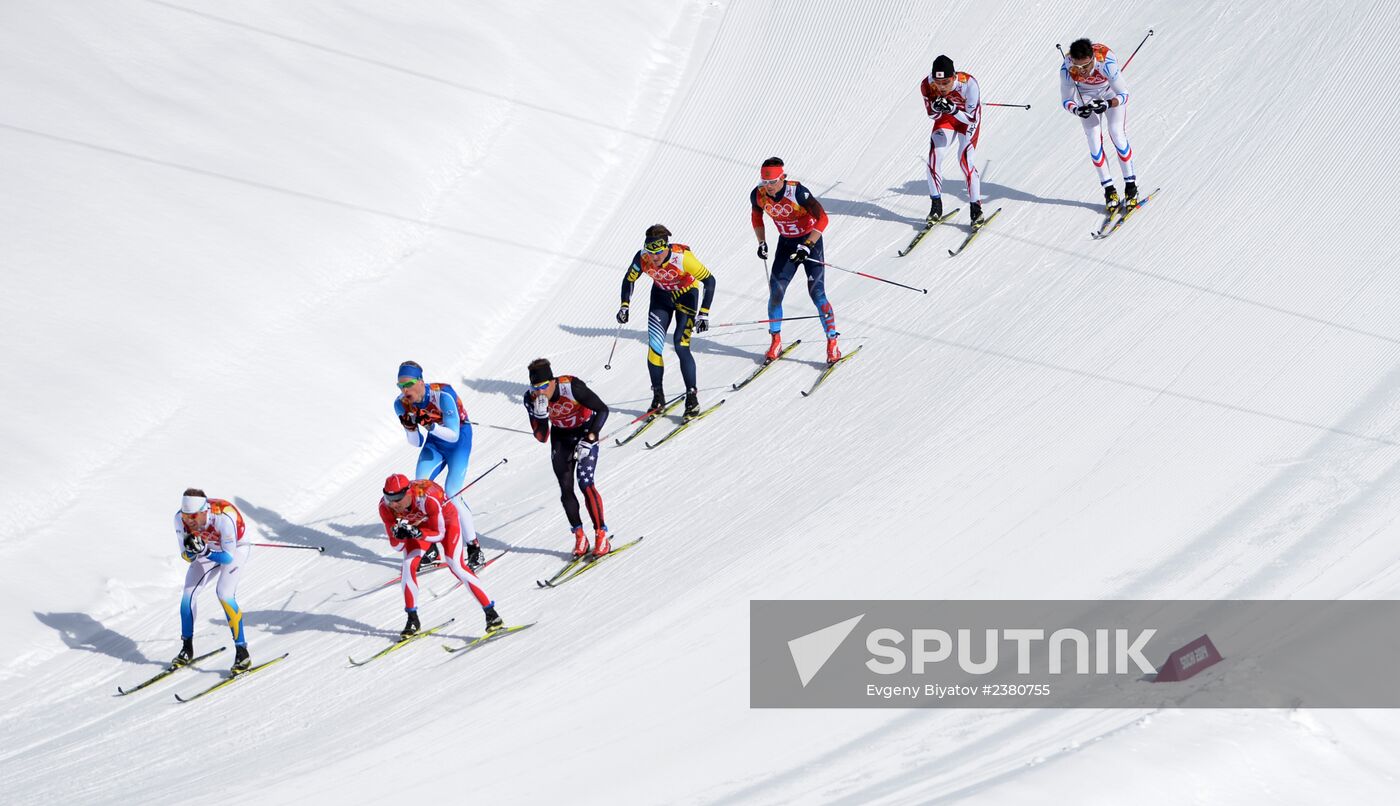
left=392, top=360, right=481, bottom=566
left=377, top=474, right=502, bottom=638
left=617, top=224, right=716, bottom=419
left=920, top=55, right=985, bottom=226
left=523, top=358, right=612, bottom=558
left=172, top=489, right=253, bottom=673
left=751, top=157, right=841, bottom=364
left=1060, top=38, right=1139, bottom=212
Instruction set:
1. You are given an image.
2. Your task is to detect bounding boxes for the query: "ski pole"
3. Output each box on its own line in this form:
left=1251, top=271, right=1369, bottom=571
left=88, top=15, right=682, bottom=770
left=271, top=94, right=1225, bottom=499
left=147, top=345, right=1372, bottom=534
left=808, top=259, right=927, bottom=295
left=985, top=102, right=1031, bottom=109
left=762, top=253, right=770, bottom=283
left=709, top=314, right=822, bottom=329
left=1055, top=43, right=1086, bottom=108
left=469, top=420, right=534, bottom=436
left=1123, top=29, right=1154, bottom=70
left=253, top=542, right=326, bottom=552
left=447, top=457, right=508, bottom=500
left=603, top=322, right=623, bottom=370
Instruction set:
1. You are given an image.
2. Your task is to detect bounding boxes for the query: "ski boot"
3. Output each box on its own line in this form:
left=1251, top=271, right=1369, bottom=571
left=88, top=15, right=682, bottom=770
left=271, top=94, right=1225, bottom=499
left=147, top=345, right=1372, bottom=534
left=571, top=525, right=590, bottom=558
left=683, top=388, right=700, bottom=419
left=1103, top=184, right=1121, bottom=214
left=969, top=201, right=984, bottom=229
left=170, top=637, right=194, bottom=669
left=764, top=332, right=783, bottom=362
left=926, top=196, right=943, bottom=226
left=231, top=644, right=251, bottom=674
left=1123, top=180, right=1139, bottom=210
left=648, top=388, right=667, bottom=417
left=826, top=334, right=842, bottom=365
left=400, top=610, right=421, bottom=641
left=466, top=540, right=484, bottom=569
left=421, top=543, right=440, bottom=567
left=483, top=603, right=504, bottom=632
left=593, top=528, right=612, bottom=557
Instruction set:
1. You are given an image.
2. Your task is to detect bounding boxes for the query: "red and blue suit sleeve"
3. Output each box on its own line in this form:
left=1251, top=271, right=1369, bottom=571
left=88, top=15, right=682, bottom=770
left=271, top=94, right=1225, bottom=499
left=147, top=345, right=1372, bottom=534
left=749, top=187, right=764, bottom=229
left=794, top=184, right=829, bottom=232
left=570, top=378, right=610, bottom=433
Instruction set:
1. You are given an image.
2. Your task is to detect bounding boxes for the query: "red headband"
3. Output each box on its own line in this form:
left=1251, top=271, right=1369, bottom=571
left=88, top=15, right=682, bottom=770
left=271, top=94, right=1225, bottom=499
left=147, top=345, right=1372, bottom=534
left=760, top=165, right=784, bottom=181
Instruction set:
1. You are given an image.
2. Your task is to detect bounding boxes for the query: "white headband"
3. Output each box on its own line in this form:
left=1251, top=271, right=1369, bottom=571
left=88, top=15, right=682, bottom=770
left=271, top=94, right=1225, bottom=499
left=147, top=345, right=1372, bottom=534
left=180, top=495, right=209, bottom=515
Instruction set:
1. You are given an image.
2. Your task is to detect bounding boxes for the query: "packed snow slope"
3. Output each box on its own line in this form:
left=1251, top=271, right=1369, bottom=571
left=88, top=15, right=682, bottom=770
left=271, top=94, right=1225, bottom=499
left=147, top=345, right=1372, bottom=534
left=5, top=0, right=1400, bottom=803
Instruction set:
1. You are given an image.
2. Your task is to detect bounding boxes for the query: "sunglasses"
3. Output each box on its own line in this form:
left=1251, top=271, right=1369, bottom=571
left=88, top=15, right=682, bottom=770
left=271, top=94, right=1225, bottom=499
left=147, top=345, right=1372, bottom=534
left=531, top=379, right=552, bottom=392
left=1070, top=59, right=1095, bottom=75
left=384, top=489, right=409, bottom=502
left=396, top=379, right=418, bottom=390
left=643, top=239, right=669, bottom=254
left=761, top=176, right=783, bottom=186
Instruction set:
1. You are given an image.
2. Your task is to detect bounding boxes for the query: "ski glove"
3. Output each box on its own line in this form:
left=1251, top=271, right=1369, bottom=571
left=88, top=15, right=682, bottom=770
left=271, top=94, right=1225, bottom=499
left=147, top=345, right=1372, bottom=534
left=531, top=392, right=550, bottom=419
left=1074, top=104, right=1093, bottom=118
left=756, top=241, right=768, bottom=260
left=393, top=521, right=421, bottom=542
left=695, top=312, right=709, bottom=333
left=1089, top=98, right=1109, bottom=114
left=931, top=97, right=954, bottom=114
left=398, top=410, right=418, bottom=429
left=575, top=439, right=597, bottom=463
left=418, top=407, right=443, bottom=427
left=616, top=305, right=629, bottom=325
left=181, top=532, right=206, bottom=560
left=792, top=243, right=812, bottom=266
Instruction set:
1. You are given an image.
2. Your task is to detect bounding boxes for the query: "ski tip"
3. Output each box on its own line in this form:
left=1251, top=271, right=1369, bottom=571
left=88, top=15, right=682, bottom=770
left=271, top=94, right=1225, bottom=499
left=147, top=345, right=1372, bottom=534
left=947, top=249, right=956, bottom=257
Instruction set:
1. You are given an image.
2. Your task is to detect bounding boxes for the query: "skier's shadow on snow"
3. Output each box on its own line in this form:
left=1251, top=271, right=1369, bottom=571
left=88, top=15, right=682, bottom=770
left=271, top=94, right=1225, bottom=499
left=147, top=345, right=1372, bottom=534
left=892, top=178, right=1101, bottom=214
left=325, top=522, right=385, bottom=539
left=458, top=377, right=531, bottom=404
left=230, top=610, right=394, bottom=640
left=821, top=194, right=927, bottom=228
left=475, top=509, right=562, bottom=558
left=234, top=498, right=397, bottom=568
left=557, top=323, right=761, bottom=365
left=33, top=611, right=157, bottom=666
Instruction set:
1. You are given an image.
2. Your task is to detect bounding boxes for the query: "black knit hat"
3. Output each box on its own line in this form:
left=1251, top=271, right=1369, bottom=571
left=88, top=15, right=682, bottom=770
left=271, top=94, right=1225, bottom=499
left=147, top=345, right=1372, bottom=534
left=528, top=358, right=553, bottom=385
left=931, top=55, right=955, bottom=79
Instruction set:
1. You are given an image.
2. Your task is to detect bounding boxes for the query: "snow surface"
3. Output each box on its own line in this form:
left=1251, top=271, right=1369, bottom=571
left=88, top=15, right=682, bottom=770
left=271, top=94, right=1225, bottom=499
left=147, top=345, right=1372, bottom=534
left=4, top=0, right=1400, bottom=802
